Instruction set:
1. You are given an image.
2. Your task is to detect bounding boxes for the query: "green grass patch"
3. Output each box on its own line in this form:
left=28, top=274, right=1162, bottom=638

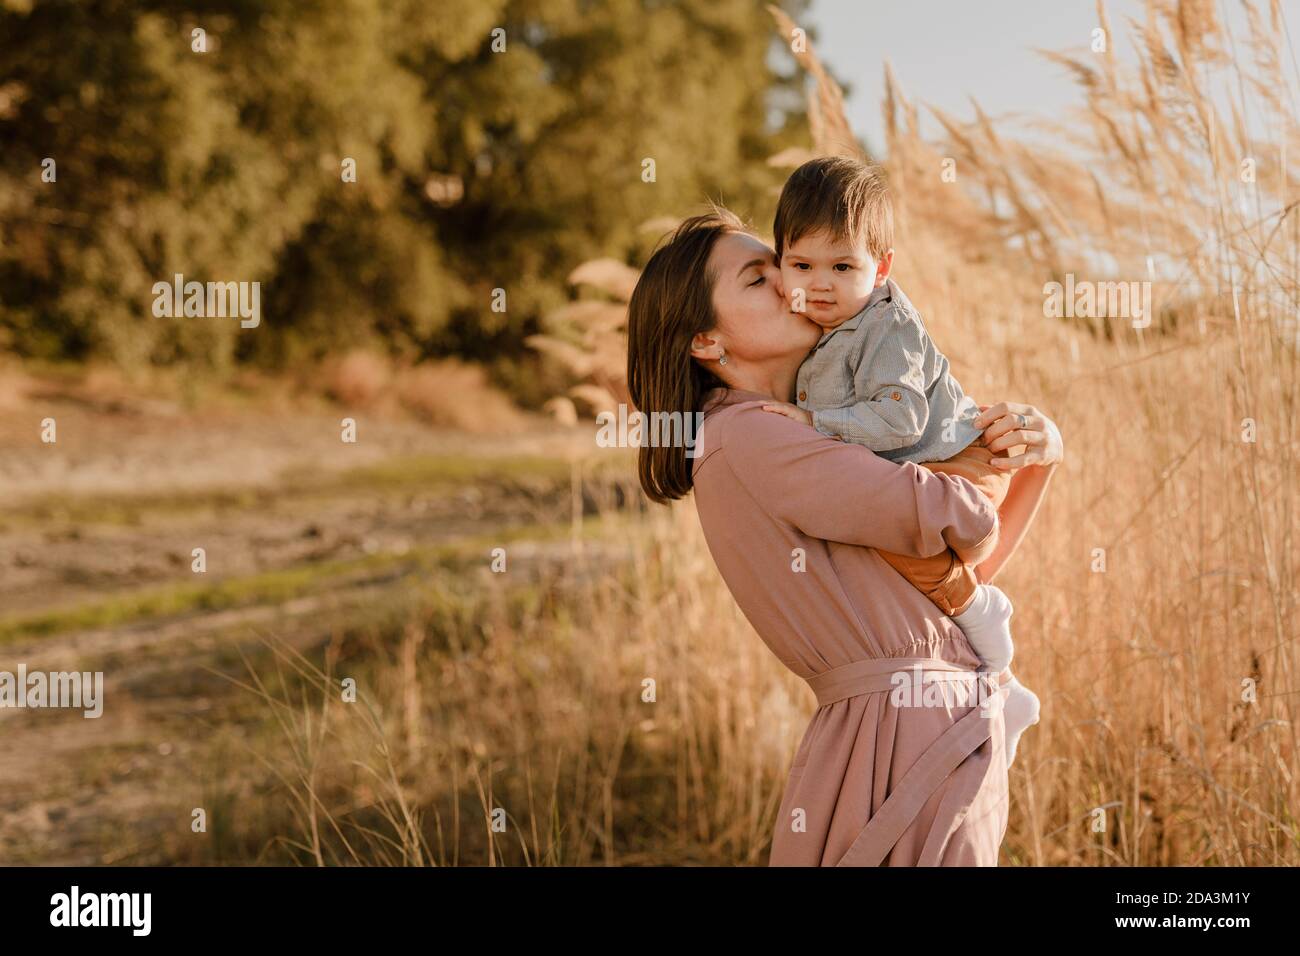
left=0, top=515, right=621, bottom=645
left=3, top=450, right=634, bottom=529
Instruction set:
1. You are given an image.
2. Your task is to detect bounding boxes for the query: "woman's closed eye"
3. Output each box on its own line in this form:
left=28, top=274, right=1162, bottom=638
left=748, top=275, right=765, bottom=287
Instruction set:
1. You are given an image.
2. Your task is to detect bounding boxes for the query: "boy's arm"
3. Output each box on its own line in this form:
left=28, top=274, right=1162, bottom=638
left=811, top=309, right=931, bottom=449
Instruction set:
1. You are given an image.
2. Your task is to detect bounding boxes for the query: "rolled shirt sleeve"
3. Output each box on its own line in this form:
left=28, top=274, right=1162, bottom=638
left=720, top=402, right=998, bottom=559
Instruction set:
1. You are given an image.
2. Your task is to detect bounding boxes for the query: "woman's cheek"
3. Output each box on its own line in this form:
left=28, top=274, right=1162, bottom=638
left=775, top=279, right=793, bottom=309
left=784, top=274, right=808, bottom=310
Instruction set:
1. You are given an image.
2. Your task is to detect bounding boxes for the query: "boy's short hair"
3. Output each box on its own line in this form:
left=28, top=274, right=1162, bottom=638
left=773, top=156, right=893, bottom=261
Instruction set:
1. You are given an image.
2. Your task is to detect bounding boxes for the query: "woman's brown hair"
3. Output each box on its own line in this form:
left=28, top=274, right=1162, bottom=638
left=626, top=207, right=745, bottom=504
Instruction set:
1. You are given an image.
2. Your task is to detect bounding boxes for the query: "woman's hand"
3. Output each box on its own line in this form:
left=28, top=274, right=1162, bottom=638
left=974, top=402, right=1063, bottom=471
left=972, top=401, right=1062, bottom=583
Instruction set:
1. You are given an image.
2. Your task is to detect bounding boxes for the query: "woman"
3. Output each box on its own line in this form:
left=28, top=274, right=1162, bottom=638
left=626, top=208, right=1063, bottom=866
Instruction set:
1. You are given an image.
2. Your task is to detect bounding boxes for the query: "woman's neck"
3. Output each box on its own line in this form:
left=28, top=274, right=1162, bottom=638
left=722, top=360, right=800, bottom=403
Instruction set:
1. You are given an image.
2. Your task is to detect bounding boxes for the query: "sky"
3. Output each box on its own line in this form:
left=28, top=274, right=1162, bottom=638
left=801, top=0, right=1295, bottom=155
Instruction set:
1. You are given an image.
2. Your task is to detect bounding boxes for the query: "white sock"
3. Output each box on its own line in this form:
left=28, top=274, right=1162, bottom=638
left=1002, top=676, right=1041, bottom=768
left=951, top=583, right=1014, bottom=673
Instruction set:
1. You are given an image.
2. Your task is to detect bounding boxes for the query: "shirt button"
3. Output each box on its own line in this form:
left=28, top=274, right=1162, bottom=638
left=891, top=391, right=901, bottom=401
left=798, top=391, right=807, bottom=402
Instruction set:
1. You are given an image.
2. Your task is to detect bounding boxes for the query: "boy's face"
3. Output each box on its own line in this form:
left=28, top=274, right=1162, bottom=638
left=779, top=230, right=892, bottom=331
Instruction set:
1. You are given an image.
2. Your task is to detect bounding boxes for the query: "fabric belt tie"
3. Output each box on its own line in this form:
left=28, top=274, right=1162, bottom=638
left=803, top=656, right=1005, bottom=867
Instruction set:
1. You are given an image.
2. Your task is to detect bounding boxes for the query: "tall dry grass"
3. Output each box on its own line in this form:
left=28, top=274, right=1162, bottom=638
left=227, top=0, right=1298, bottom=865
left=205, top=501, right=810, bottom=866
left=883, top=0, right=1300, bottom=864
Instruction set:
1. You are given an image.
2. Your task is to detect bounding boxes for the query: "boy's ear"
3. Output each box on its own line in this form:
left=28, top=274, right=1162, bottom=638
left=874, top=249, right=895, bottom=287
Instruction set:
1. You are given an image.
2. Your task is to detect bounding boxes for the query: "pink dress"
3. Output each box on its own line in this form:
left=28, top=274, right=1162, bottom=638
left=690, top=387, right=1010, bottom=865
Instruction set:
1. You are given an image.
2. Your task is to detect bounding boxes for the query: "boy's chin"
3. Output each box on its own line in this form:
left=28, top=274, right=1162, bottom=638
left=811, top=316, right=848, bottom=332
left=788, top=305, right=849, bottom=332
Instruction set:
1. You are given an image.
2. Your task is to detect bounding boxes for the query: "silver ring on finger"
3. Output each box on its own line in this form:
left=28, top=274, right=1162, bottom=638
left=1016, top=413, right=1027, bottom=428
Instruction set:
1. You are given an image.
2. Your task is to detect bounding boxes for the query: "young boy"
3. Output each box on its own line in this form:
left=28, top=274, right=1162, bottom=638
left=762, top=156, right=1040, bottom=766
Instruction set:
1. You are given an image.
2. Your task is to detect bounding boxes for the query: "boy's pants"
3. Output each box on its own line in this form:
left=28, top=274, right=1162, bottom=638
left=876, top=441, right=1011, bottom=616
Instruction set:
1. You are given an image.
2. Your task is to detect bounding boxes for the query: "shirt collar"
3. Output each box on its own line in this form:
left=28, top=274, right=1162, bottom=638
left=813, top=278, right=894, bottom=346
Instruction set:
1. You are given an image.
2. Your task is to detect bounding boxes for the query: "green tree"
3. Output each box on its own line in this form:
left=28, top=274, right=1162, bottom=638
left=0, top=0, right=810, bottom=403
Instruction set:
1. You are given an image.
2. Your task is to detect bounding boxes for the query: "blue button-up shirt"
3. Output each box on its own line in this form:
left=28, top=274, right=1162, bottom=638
left=795, top=278, right=982, bottom=465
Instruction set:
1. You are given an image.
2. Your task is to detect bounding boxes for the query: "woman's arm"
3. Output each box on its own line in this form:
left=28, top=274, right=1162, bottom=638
left=970, top=401, right=1064, bottom=583
left=720, top=401, right=998, bottom=559
left=976, top=462, right=1056, bottom=583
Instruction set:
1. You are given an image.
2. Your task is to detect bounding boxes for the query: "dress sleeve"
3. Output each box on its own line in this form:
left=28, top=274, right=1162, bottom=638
left=720, top=402, right=998, bottom=559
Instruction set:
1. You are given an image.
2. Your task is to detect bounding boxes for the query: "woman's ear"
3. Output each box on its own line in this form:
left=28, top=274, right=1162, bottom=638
left=688, top=331, right=724, bottom=362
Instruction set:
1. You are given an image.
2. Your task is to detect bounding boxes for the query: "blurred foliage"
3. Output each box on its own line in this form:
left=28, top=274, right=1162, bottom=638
left=0, top=0, right=811, bottom=403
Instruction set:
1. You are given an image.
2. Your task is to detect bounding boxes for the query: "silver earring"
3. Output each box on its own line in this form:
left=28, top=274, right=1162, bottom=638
left=718, top=350, right=728, bottom=366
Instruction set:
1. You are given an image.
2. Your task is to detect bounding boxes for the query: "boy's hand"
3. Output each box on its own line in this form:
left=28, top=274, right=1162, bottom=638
left=761, top=402, right=813, bottom=427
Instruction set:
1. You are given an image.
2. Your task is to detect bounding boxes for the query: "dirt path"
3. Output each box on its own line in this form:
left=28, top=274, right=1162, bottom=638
left=0, top=390, right=609, bottom=864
